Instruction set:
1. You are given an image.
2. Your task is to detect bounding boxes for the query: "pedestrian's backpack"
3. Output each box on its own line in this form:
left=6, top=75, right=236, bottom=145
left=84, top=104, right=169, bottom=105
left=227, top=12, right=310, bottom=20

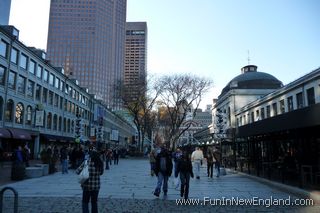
left=160, top=156, right=167, bottom=172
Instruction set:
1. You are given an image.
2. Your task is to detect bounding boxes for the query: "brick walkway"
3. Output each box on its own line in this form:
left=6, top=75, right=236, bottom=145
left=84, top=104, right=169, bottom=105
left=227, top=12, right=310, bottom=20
left=1, top=158, right=319, bottom=212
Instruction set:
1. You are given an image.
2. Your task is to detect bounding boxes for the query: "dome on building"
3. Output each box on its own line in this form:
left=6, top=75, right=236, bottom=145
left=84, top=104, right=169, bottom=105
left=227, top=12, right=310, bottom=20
left=220, top=65, right=282, bottom=97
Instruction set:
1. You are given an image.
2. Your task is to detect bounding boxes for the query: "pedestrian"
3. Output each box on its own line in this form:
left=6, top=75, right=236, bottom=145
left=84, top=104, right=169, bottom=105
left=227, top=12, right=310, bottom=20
left=60, top=146, right=68, bottom=174
left=191, top=147, right=204, bottom=179
left=153, top=146, right=173, bottom=197
left=172, top=148, right=182, bottom=188
left=212, top=147, right=221, bottom=177
left=113, top=148, right=119, bottom=165
left=23, top=144, right=31, bottom=167
left=206, top=148, right=214, bottom=178
left=149, top=149, right=156, bottom=176
left=175, top=151, right=194, bottom=199
left=77, top=147, right=104, bottom=213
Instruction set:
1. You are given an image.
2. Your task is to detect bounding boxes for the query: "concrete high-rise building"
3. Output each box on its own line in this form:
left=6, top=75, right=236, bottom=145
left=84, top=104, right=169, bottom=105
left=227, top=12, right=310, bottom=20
left=46, top=0, right=127, bottom=109
left=124, top=22, right=147, bottom=101
left=0, top=0, right=11, bottom=25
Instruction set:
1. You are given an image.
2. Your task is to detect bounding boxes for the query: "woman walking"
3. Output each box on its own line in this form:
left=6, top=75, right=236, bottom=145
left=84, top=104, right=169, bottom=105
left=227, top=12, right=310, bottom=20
left=77, top=147, right=104, bottom=213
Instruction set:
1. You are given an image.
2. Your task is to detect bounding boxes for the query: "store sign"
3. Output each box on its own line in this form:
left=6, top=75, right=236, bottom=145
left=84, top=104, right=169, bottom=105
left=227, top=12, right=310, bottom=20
left=35, top=110, right=44, bottom=127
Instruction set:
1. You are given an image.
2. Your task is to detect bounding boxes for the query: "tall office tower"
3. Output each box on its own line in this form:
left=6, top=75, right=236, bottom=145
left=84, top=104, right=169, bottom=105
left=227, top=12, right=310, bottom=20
left=46, top=0, right=127, bottom=109
left=0, top=0, right=11, bottom=25
left=124, top=22, right=147, bottom=101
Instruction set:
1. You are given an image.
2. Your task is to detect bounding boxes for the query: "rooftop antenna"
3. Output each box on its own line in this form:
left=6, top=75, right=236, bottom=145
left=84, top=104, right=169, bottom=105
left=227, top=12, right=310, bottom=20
left=247, top=50, right=250, bottom=65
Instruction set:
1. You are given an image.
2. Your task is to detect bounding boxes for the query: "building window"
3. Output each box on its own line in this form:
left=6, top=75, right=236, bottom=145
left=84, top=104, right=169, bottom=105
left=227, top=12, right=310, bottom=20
left=8, top=71, right=16, bottom=89
left=296, top=92, right=303, bottom=109
left=272, top=103, right=277, bottom=116
left=48, top=91, right=54, bottom=105
left=17, top=75, right=26, bottom=94
left=26, top=105, right=32, bottom=125
left=279, top=99, right=285, bottom=114
left=53, top=114, right=58, bottom=131
left=0, top=40, right=8, bottom=58
left=10, top=48, right=18, bottom=64
left=55, top=77, right=60, bottom=89
left=266, top=105, right=271, bottom=118
left=251, top=111, right=254, bottom=123
left=63, top=118, right=67, bottom=132
left=54, top=94, right=59, bottom=107
left=287, top=96, right=294, bottom=112
left=256, top=110, right=260, bottom=121
left=49, top=73, right=54, bottom=86
left=35, top=84, right=41, bottom=101
left=58, top=116, right=62, bottom=131
left=15, top=102, right=24, bottom=124
left=260, top=107, right=265, bottom=119
left=5, top=99, right=14, bottom=122
left=20, top=53, right=28, bottom=70
left=47, top=112, right=52, bottom=129
left=37, top=65, right=43, bottom=78
left=43, top=69, right=49, bottom=82
left=27, top=80, right=35, bottom=98
left=307, top=87, right=315, bottom=106
left=29, top=60, right=36, bottom=74
left=0, top=66, right=6, bottom=85
left=42, top=88, right=48, bottom=103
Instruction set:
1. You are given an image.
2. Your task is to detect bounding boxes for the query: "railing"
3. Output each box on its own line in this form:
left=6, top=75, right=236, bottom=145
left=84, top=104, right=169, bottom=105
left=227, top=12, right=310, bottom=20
left=0, top=187, right=18, bottom=213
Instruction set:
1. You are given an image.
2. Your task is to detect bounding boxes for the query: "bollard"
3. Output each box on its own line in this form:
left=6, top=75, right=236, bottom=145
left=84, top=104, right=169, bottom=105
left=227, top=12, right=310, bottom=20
left=0, top=187, right=18, bottom=213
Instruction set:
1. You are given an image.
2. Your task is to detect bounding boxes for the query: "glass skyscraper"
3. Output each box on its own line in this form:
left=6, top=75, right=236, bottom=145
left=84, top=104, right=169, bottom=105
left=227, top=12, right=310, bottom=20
left=0, top=0, right=11, bottom=25
left=46, top=0, right=127, bottom=109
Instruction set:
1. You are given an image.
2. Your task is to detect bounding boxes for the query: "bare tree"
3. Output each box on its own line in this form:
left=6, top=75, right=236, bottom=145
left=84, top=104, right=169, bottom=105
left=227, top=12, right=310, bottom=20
left=119, top=75, right=160, bottom=152
left=156, top=74, right=213, bottom=150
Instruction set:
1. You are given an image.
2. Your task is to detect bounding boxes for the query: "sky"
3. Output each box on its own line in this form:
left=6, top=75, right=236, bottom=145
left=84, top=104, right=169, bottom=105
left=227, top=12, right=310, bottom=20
left=9, top=0, right=320, bottom=110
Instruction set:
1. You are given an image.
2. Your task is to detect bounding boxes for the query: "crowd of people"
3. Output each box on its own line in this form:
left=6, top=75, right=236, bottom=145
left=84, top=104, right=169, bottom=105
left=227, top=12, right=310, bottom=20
left=149, top=146, right=221, bottom=200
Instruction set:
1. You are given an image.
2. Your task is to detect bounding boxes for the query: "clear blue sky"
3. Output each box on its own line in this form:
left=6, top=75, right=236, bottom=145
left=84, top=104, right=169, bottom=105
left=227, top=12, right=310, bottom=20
left=9, top=0, right=320, bottom=109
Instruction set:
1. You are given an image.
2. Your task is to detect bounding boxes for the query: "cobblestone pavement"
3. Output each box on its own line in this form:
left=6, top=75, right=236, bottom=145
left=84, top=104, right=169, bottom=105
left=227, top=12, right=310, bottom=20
left=1, top=158, right=319, bottom=212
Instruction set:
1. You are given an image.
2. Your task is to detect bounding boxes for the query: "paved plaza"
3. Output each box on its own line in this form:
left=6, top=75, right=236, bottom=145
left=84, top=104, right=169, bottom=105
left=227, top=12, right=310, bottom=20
left=1, top=158, right=319, bottom=212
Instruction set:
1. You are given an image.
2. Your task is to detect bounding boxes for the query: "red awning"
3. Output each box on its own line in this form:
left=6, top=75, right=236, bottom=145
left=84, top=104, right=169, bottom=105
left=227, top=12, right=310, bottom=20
left=7, top=128, right=32, bottom=140
left=0, top=128, right=11, bottom=139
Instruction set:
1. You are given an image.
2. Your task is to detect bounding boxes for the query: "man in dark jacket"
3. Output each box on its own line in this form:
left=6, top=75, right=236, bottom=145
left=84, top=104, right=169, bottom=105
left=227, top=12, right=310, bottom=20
left=175, top=151, right=194, bottom=199
left=153, top=147, right=173, bottom=197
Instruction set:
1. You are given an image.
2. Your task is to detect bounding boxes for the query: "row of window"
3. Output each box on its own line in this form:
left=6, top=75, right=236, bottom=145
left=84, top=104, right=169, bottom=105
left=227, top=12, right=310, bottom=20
left=1, top=39, right=89, bottom=106
left=237, top=87, right=316, bottom=126
left=0, top=65, right=91, bottom=119
left=1, top=98, right=89, bottom=136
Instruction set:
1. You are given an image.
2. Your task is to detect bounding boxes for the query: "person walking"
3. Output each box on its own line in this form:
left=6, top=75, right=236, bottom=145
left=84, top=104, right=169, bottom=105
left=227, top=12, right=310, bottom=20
left=175, top=151, right=194, bottom=199
left=113, top=148, right=119, bottom=165
left=191, top=147, right=203, bottom=179
left=153, top=147, right=173, bottom=197
left=206, top=148, right=214, bottom=178
left=172, top=148, right=182, bottom=189
left=77, top=147, right=104, bottom=213
left=149, top=149, right=156, bottom=176
left=212, top=147, right=221, bottom=177
left=60, top=146, right=68, bottom=174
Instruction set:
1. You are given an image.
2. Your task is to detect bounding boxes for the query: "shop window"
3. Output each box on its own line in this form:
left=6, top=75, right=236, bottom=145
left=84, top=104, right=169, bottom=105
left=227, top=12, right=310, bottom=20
left=15, top=102, right=24, bottom=124
left=5, top=99, right=14, bottom=122
left=26, top=105, right=32, bottom=125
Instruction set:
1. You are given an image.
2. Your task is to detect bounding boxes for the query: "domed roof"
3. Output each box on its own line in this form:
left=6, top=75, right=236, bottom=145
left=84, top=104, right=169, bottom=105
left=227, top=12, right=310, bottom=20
left=220, top=65, right=282, bottom=97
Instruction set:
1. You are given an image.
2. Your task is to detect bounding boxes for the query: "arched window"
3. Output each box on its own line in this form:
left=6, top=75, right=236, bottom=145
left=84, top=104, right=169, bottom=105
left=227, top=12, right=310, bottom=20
left=67, top=119, right=71, bottom=133
left=53, top=114, right=58, bottom=131
left=0, top=96, right=3, bottom=121
left=71, top=120, right=74, bottom=134
left=15, top=102, right=24, bottom=124
left=58, top=116, right=62, bottom=132
left=63, top=117, right=67, bottom=132
left=5, top=99, right=14, bottom=122
left=47, top=112, right=52, bottom=129
left=26, top=105, right=32, bottom=125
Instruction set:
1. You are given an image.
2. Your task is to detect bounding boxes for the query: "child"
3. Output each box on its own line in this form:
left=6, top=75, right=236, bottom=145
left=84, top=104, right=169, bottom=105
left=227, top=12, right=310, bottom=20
left=175, top=151, right=194, bottom=199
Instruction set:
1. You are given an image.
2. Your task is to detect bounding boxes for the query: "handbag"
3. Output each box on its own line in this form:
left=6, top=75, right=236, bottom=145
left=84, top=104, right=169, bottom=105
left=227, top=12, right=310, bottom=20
left=78, top=159, right=89, bottom=184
